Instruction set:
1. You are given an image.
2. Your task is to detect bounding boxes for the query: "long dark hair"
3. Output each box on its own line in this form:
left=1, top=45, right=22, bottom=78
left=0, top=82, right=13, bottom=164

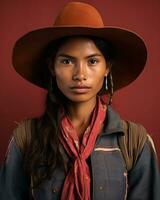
left=23, top=35, right=114, bottom=188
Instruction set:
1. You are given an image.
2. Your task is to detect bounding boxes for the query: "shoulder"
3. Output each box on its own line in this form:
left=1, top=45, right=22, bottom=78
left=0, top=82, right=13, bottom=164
left=121, top=119, right=157, bottom=157
left=13, top=118, right=34, bottom=153
left=121, top=119, right=148, bottom=142
left=121, top=120, right=156, bottom=147
left=119, top=119, right=152, bottom=170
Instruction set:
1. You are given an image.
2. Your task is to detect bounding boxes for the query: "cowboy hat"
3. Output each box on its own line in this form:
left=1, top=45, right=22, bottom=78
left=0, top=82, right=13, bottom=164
left=12, top=1, right=147, bottom=91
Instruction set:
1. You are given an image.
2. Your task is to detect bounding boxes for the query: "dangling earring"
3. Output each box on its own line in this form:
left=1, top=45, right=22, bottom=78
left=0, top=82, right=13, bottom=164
left=105, top=76, right=108, bottom=90
left=108, top=71, right=114, bottom=105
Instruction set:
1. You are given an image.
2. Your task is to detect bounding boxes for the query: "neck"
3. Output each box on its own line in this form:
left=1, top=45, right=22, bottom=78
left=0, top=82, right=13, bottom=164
left=65, top=97, right=97, bottom=138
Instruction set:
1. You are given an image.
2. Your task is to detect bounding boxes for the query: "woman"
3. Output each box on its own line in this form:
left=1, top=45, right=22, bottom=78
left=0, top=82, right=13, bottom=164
left=0, top=1, right=159, bottom=200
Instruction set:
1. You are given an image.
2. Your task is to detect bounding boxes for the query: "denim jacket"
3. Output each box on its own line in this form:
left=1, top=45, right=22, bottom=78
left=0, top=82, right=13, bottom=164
left=0, top=106, right=160, bottom=200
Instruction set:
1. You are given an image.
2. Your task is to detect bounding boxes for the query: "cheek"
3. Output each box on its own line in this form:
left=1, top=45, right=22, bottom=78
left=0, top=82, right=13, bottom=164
left=91, top=68, right=107, bottom=91
left=54, top=69, right=71, bottom=90
left=96, top=76, right=105, bottom=90
left=55, top=67, right=69, bottom=81
left=91, top=68, right=106, bottom=84
left=55, top=76, right=66, bottom=88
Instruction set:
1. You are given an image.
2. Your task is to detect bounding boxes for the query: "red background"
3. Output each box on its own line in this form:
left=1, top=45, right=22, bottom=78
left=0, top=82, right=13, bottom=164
left=0, top=0, right=160, bottom=164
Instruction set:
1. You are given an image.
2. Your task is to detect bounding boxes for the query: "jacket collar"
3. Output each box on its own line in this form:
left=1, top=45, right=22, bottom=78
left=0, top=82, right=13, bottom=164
left=102, top=106, right=124, bottom=135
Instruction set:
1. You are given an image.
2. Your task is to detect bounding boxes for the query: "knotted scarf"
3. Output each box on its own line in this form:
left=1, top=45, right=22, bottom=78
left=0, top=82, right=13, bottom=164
left=59, top=97, right=107, bottom=200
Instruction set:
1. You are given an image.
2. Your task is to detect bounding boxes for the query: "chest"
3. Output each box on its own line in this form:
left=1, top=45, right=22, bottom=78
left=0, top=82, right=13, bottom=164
left=90, top=134, right=127, bottom=200
left=32, top=134, right=127, bottom=200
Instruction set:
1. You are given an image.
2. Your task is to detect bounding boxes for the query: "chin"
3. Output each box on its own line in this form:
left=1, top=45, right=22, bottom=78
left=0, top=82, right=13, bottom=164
left=65, top=94, right=97, bottom=104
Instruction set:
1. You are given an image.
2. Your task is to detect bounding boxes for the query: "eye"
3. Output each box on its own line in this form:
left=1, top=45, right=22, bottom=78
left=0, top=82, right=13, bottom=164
left=60, top=58, right=72, bottom=65
left=88, top=58, right=99, bottom=65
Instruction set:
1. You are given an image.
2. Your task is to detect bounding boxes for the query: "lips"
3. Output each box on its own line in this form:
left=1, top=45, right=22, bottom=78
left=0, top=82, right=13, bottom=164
left=70, top=85, right=91, bottom=93
left=71, top=86, right=91, bottom=89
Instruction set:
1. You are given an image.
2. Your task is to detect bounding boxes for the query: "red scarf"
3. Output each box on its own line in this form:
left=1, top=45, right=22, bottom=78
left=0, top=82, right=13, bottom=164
left=59, top=97, right=107, bottom=200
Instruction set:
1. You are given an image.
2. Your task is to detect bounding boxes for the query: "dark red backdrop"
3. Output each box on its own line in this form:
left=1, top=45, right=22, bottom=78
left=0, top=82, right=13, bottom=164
left=0, top=0, right=160, bottom=164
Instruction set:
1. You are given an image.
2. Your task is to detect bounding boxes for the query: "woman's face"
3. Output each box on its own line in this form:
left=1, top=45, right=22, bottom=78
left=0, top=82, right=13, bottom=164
left=50, top=37, right=109, bottom=103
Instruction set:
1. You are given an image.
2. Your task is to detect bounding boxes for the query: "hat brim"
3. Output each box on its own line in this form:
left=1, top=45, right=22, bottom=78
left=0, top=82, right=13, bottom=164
left=12, top=26, right=147, bottom=91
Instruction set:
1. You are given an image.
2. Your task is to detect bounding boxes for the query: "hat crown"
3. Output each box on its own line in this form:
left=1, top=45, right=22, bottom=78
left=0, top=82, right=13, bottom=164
left=54, top=2, right=104, bottom=27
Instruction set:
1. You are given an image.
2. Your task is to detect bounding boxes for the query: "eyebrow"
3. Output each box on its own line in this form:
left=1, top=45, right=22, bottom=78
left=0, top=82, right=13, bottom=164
left=56, top=53, right=102, bottom=59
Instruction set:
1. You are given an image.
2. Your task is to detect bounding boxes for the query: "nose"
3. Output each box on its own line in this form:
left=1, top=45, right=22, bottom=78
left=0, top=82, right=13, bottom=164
left=72, top=61, right=87, bottom=81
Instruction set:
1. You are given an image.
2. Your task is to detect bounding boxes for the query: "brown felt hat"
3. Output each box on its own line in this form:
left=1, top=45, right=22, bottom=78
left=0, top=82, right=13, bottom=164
left=12, top=1, right=147, bottom=91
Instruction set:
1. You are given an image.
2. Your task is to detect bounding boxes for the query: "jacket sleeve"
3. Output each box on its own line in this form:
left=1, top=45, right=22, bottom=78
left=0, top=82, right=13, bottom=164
left=0, top=137, right=30, bottom=200
left=127, top=136, right=160, bottom=200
